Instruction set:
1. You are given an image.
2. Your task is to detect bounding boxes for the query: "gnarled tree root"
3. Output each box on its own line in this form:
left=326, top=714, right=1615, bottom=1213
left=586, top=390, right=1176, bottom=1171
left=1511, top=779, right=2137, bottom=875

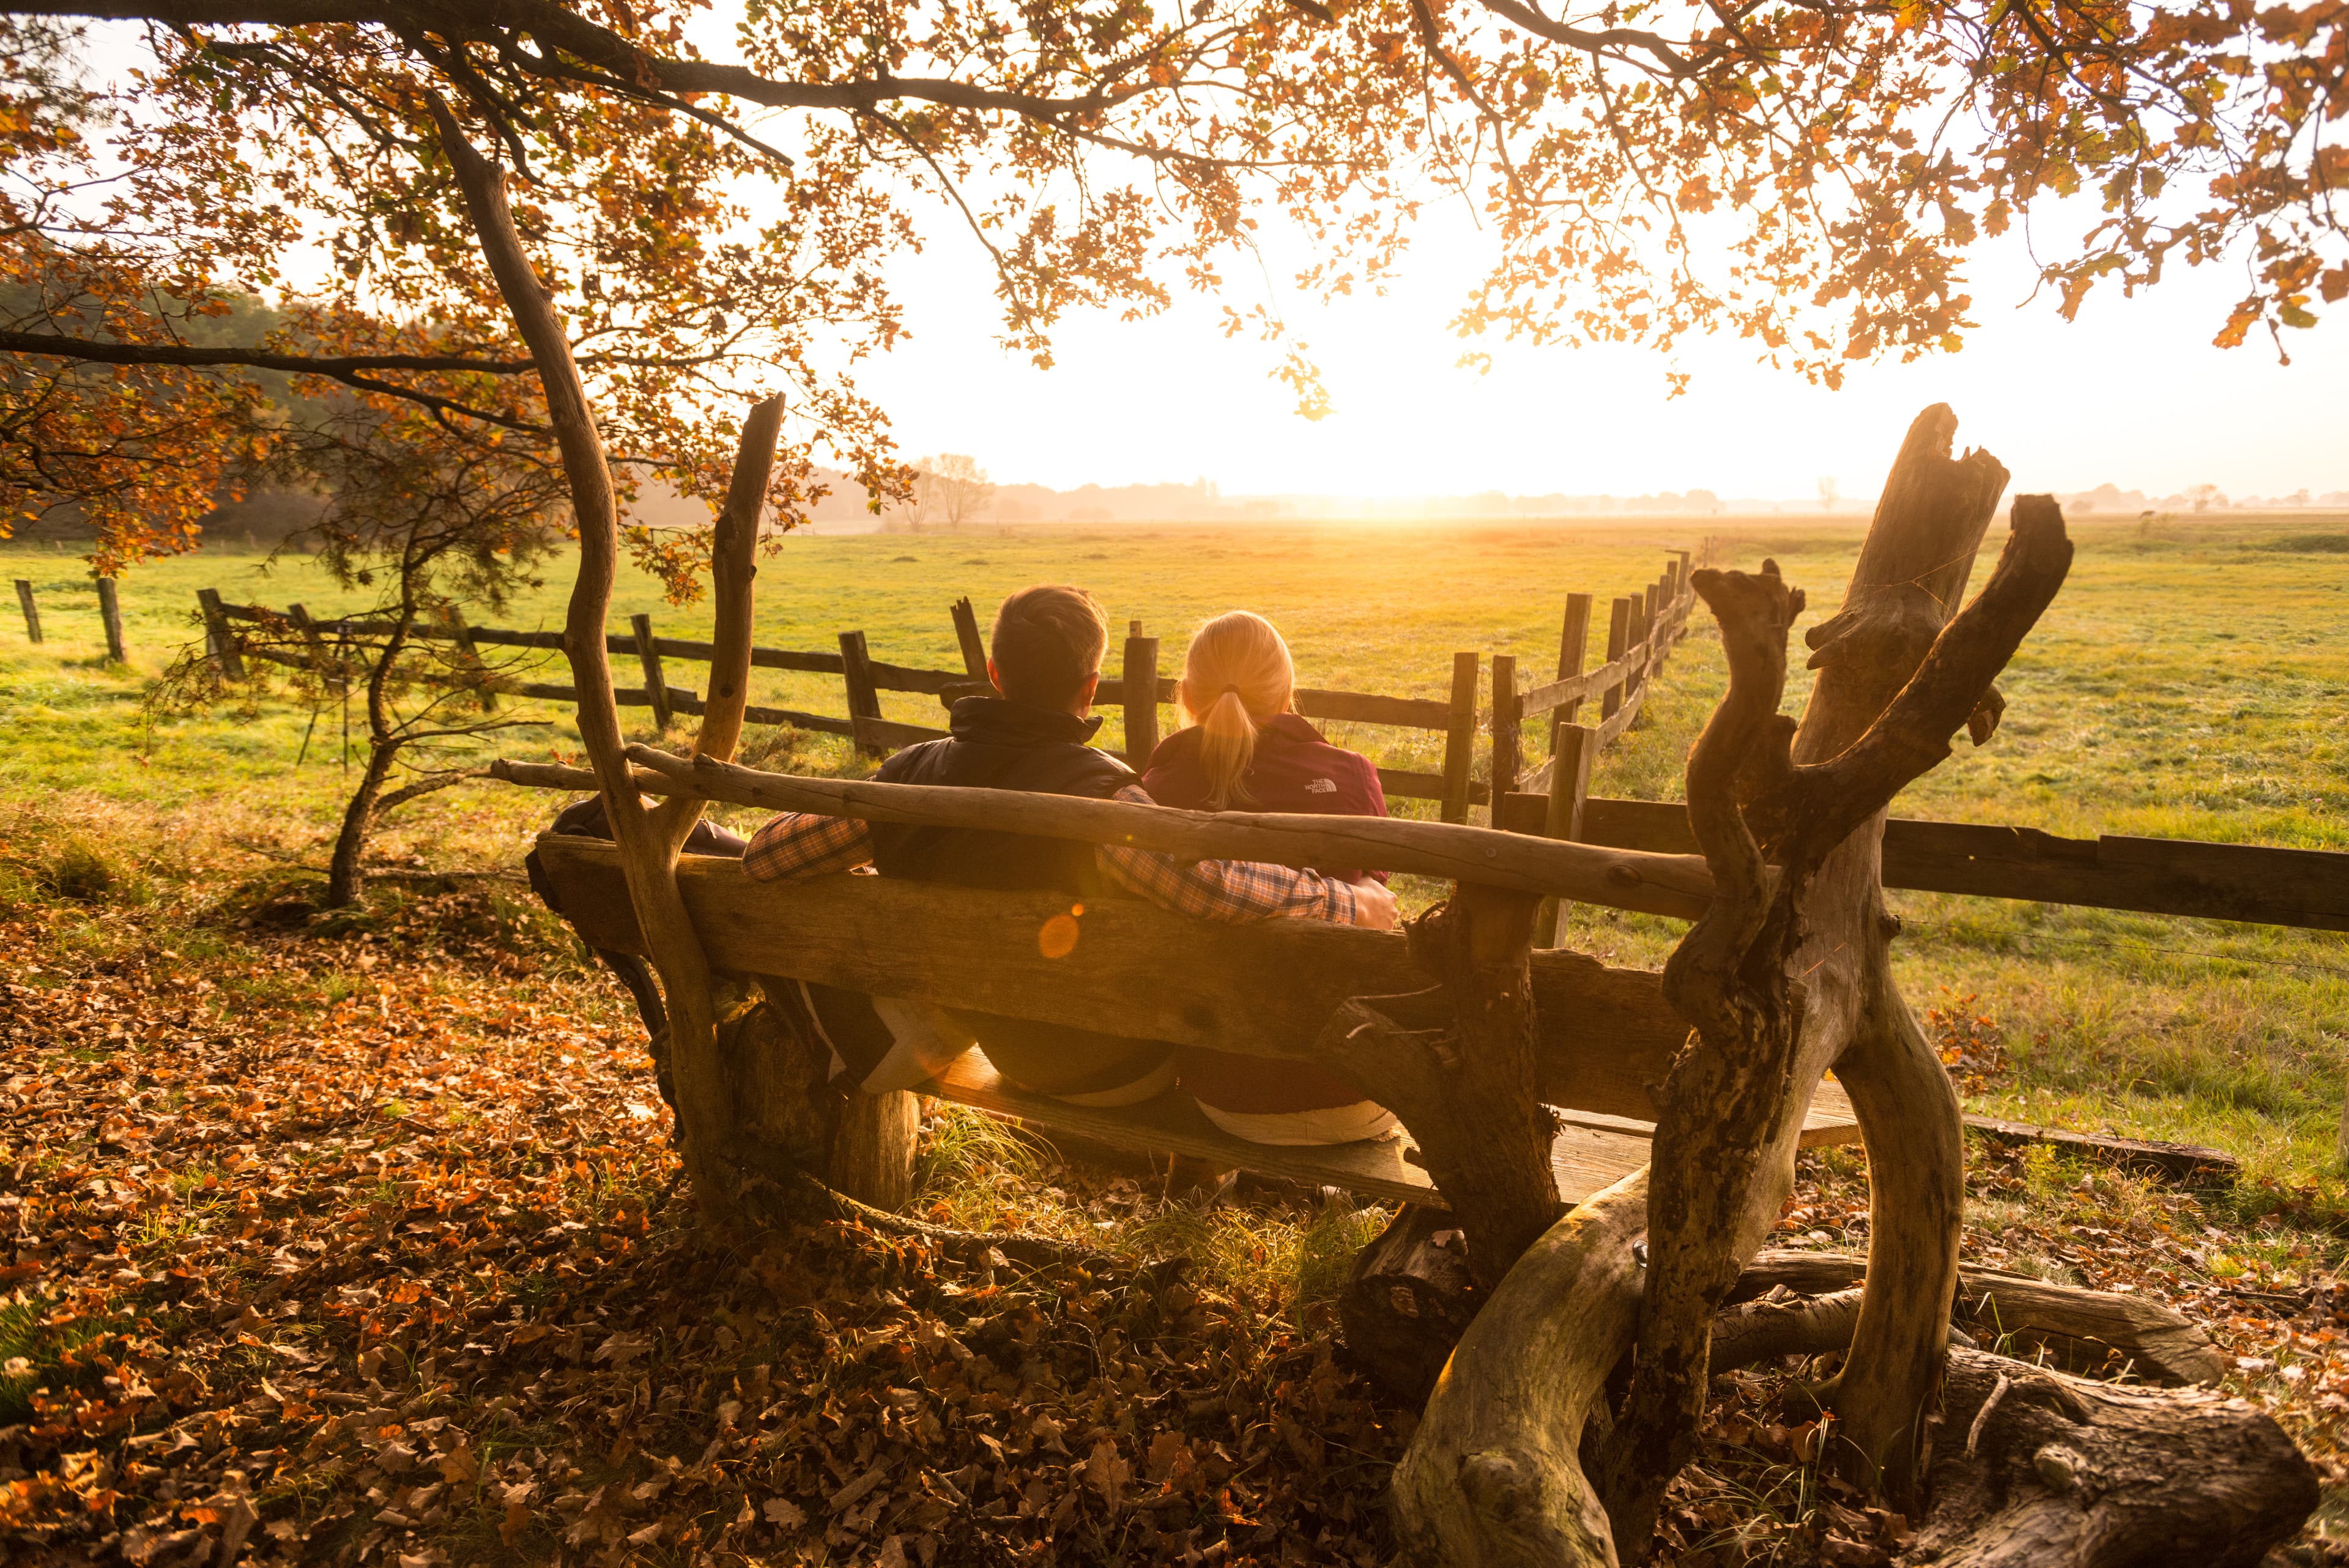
left=1710, top=1287, right=2316, bottom=1567
left=1390, top=1170, right=1647, bottom=1568
left=1916, top=1347, right=2316, bottom=1568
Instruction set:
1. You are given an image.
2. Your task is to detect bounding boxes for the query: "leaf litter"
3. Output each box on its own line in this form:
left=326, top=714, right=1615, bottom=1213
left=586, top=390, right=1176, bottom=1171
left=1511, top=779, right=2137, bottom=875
left=3, top=873, right=2345, bottom=1565
left=0, top=894, right=1412, bottom=1566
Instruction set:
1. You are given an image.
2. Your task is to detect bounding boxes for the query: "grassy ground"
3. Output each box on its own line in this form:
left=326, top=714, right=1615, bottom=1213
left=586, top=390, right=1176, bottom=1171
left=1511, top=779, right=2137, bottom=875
left=5, top=511, right=2348, bottom=1562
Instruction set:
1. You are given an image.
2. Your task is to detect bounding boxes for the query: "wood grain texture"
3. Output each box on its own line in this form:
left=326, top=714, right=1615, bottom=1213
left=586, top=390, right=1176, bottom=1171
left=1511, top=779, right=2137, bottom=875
left=1913, top=1347, right=2314, bottom=1567
left=1578, top=798, right=2349, bottom=932
left=531, top=833, right=1859, bottom=1144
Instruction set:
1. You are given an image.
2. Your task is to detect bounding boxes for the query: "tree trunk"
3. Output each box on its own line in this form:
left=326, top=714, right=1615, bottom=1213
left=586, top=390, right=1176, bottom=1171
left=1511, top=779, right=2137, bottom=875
left=1600, top=561, right=1811, bottom=1555
left=323, top=740, right=399, bottom=908
left=435, top=101, right=814, bottom=1227
left=714, top=985, right=921, bottom=1211
left=1778, top=412, right=2014, bottom=1502
left=323, top=610, right=415, bottom=909
left=1393, top=407, right=2112, bottom=1566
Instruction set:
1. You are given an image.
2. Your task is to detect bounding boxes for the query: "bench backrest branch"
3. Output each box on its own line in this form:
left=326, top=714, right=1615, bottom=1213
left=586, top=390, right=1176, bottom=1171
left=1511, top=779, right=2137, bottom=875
left=505, top=747, right=1724, bottom=917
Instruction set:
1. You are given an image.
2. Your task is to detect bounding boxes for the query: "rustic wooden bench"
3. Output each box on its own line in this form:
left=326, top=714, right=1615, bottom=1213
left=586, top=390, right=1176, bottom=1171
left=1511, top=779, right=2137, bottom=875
left=532, top=831, right=1857, bottom=1209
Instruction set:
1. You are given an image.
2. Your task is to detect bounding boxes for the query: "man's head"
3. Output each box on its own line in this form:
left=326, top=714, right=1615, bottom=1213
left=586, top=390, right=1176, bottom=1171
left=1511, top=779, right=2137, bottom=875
left=989, top=584, right=1108, bottom=713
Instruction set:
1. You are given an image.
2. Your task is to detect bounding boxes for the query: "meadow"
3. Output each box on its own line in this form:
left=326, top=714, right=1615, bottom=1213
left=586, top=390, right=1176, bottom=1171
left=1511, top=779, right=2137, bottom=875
left=4, top=509, right=2347, bottom=1196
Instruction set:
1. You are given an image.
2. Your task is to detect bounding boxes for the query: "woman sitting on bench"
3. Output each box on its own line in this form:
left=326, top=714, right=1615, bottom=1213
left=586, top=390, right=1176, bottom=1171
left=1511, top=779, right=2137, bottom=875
left=1140, top=611, right=1401, bottom=1147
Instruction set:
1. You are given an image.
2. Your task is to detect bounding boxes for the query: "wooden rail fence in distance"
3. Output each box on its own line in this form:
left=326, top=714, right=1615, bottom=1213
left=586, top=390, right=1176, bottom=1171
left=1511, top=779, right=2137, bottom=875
left=203, top=551, right=2349, bottom=935
left=205, top=570, right=1710, bottom=827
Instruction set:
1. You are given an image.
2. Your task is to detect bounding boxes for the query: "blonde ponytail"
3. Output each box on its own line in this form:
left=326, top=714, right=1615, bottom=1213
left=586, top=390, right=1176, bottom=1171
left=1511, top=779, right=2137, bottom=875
left=1179, top=611, right=1296, bottom=810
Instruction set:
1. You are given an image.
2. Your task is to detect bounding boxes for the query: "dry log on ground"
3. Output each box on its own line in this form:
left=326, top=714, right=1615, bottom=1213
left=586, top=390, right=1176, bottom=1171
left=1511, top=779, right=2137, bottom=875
left=1912, top=1346, right=2317, bottom=1568
left=1960, top=1113, right=2238, bottom=1182
left=1730, top=1250, right=2225, bottom=1386
left=1345, top=1228, right=2216, bottom=1408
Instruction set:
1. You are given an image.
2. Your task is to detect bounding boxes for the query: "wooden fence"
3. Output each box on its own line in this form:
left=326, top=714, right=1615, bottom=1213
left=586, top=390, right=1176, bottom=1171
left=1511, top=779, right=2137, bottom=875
left=191, top=557, right=2349, bottom=937
left=197, top=548, right=1705, bottom=830
left=13, top=576, right=127, bottom=662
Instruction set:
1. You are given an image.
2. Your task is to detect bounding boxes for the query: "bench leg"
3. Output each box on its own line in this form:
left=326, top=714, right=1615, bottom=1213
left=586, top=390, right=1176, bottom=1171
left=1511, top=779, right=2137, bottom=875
left=1326, top=885, right=1561, bottom=1295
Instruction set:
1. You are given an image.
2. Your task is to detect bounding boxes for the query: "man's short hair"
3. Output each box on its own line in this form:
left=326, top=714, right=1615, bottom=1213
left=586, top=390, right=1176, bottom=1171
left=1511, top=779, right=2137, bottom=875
left=991, top=585, right=1108, bottom=707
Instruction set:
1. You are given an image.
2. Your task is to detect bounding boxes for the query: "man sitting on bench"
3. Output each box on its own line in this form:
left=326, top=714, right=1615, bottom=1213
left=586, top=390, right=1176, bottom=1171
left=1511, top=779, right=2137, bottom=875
left=743, top=584, right=1398, bottom=1107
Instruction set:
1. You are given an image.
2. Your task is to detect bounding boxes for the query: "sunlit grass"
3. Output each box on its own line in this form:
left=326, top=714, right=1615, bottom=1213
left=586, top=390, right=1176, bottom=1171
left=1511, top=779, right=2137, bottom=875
left=4, top=512, right=2345, bottom=1198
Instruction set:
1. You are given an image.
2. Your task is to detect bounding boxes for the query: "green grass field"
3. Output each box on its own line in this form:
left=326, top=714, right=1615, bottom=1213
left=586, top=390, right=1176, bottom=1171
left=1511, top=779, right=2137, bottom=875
left=4, top=511, right=2345, bottom=1207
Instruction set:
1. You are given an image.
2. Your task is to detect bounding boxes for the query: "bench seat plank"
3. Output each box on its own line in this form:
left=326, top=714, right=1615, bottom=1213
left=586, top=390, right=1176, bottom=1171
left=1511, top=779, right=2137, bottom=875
left=922, top=1050, right=1664, bottom=1209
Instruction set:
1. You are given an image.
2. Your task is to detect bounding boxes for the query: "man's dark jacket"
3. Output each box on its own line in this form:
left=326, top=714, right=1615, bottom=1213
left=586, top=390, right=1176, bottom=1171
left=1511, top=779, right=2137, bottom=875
left=819, top=696, right=1174, bottom=1098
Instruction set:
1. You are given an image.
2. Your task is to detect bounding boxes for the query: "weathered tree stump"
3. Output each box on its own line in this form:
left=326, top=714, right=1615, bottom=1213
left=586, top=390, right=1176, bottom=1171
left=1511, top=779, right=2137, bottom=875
left=1914, top=1347, right=2317, bottom=1568
left=718, top=987, right=919, bottom=1212
left=1339, top=1203, right=1480, bottom=1402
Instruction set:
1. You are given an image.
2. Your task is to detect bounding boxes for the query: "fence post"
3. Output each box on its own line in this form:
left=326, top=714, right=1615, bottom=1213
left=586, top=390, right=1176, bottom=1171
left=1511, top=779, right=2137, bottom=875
left=1123, top=620, right=1160, bottom=769
left=1598, top=597, right=1632, bottom=724
left=1550, top=593, right=1593, bottom=756
left=1489, top=653, right=1521, bottom=810
left=1531, top=722, right=1595, bottom=947
left=839, top=629, right=886, bottom=758
left=286, top=603, right=350, bottom=699
left=95, top=577, right=125, bottom=663
left=449, top=608, right=497, bottom=711
left=950, top=597, right=989, bottom=678
left=1440, top=650, right=1480, bottom=825
left=15, top=580, right=40, bottom=644
left=196, top=588, right=245, bottom=679
left=1627, top=592, right=1651, bottom=702
left=631, top=612, right=672, bottom=730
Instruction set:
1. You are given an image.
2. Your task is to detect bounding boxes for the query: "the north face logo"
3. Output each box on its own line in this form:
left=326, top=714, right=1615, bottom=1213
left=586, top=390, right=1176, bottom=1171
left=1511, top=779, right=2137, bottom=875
left=1304, top=778, right=1337, bottom=794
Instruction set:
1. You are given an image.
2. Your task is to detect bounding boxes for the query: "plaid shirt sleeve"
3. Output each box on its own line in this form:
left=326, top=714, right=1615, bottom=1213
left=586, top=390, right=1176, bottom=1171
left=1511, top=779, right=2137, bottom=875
left=1094, top=785, right=1364, bottom=925
left=741, top=811, right=874, bottom=882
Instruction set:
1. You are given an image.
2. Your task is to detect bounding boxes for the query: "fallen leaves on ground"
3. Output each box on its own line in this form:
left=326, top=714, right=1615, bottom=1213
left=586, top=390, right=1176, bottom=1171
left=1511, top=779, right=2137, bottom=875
left=0, top=901, right=1410, bottom=1566
left=4, top=883, right=2345, bottom=1566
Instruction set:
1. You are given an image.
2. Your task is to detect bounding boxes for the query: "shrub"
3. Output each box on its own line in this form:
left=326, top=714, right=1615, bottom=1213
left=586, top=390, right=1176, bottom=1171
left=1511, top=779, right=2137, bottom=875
left=42, top=842, right=114, bottom=903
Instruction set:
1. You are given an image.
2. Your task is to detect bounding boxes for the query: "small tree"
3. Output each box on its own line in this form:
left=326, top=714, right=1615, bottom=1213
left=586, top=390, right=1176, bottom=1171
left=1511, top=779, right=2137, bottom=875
left=911, top=454, right=996, bottom=527
left=158, top=374, right=563, bottom=907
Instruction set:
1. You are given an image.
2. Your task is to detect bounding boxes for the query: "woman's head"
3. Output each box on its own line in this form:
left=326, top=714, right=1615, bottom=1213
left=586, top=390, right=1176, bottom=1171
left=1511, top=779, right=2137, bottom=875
left=1178, top=611, right=1296, bottom=809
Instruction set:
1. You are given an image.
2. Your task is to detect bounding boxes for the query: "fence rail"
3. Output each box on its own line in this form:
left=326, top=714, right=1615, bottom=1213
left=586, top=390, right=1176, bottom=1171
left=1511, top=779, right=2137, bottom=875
left=191, top=554, right=2349, bottom=935
left=204, top=551, right=1705, bottom=826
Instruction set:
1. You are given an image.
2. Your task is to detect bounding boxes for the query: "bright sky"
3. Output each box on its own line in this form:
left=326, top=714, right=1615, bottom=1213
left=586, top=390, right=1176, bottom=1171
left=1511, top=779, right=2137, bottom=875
left=67, top=23, right=2343, bottom=506
left=853, top=193, right=2349, bottom=503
